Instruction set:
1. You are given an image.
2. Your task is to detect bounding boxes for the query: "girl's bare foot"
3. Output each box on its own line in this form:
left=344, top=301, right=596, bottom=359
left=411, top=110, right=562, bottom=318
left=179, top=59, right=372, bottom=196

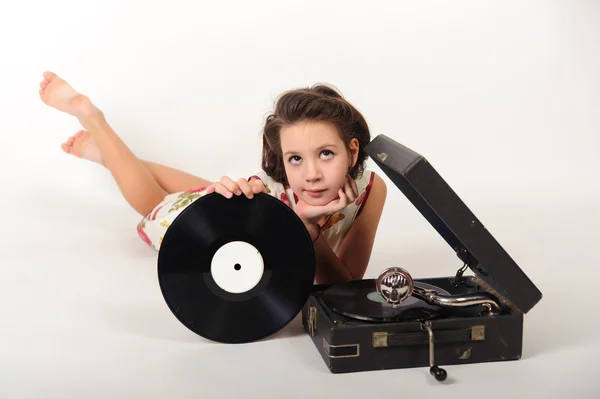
left=61, top=130, right=104, bottom=165
left=39, top=71, right=97, bottom=119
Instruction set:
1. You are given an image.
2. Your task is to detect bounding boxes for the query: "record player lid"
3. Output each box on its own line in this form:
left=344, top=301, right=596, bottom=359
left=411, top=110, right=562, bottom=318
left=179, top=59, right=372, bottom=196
left=365, top=134, right=542, bottom=314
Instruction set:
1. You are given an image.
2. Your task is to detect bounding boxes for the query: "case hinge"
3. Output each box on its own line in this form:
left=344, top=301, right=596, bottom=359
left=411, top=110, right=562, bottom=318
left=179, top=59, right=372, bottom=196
left=453, top=248, right=470, bottom=287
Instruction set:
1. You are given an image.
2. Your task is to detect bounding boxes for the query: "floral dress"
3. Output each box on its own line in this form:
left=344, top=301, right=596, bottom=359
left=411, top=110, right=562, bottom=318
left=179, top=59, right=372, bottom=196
left=137, top=169, right=375, bottom=253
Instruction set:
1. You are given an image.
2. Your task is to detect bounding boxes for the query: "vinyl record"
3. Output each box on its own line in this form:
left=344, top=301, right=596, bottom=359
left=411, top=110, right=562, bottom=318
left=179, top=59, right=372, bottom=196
left=322, top=279, right=450, bottom=322
left=157, top=192, right=316, bottom=343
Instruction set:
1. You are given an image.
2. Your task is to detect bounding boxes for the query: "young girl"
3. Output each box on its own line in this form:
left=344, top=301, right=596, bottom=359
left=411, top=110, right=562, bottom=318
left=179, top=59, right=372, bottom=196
left=38, top=72, right=387, bottom=284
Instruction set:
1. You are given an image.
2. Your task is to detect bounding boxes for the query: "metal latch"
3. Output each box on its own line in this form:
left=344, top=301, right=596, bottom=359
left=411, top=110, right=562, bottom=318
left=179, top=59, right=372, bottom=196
left=308, top=305, right=317, bottom=336
left=471, top=325, right=485, bottom=340
left=372, top=332, right=389, bottom=347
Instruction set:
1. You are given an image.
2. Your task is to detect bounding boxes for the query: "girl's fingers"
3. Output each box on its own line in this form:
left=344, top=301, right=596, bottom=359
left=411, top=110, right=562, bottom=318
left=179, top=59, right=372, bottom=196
left=338, top=188, right=348, bottom=208
left=213, top=183, right=233, bottom=198
left=350, top=177, right=359, bottom=199
left=237, top=178, right=254, bottom=199
left=344, top=178, right=356, bottom=202
left=212, top=176, right=266, bottom=199
left=251, top=179, right=266, bottom=194
left=220, top=176, right=242, bottom=196
left=340, top=177, right=354, bottom=202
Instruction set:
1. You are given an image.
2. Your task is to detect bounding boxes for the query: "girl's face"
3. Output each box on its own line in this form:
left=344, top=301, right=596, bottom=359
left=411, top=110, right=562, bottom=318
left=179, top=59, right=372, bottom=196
left=280, top=120, right=358, bottom=206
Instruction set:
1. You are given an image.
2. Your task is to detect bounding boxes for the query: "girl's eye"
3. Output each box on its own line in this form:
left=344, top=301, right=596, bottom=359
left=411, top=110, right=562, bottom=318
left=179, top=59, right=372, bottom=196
left=288, top=151, right=333, bottom=164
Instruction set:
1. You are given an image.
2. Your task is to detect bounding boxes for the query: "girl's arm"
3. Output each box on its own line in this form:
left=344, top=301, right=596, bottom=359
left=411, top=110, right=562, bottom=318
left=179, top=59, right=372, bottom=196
left=311, top=173, right=387, bottom=284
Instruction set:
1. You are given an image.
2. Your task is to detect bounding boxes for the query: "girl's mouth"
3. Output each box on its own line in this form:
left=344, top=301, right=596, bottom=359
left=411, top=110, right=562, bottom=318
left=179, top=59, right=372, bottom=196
left=305, top=189, right=326, bottom=198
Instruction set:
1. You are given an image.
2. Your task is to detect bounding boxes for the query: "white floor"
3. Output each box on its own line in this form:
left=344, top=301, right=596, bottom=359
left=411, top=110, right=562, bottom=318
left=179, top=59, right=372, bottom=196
left=2, top=1, right=599, bottom=395
left=1, top=169, right=599, bottom=399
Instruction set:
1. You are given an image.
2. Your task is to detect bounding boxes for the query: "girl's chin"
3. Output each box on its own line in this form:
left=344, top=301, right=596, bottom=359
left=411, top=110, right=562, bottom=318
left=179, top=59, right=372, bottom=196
left=301, top=192, right=336, bottom=205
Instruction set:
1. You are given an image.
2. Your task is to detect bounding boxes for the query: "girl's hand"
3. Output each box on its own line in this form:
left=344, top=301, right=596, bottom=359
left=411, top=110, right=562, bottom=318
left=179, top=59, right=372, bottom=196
left=210, top=176, right=266, bottom=199
left=295, top=175, right=359, bottom=225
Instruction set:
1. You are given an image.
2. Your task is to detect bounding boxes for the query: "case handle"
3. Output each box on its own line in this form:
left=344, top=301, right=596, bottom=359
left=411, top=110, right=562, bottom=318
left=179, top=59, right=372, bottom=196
left=373, top=325, right=484, bottom=347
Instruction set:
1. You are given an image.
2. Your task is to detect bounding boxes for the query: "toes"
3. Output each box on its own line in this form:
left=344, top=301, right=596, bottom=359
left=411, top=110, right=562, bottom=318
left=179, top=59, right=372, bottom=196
left=74, top=130, right=85, bottom=139
left=39, top=72, right=56, bottom=97
left=43, top=71, right=56, bottom=81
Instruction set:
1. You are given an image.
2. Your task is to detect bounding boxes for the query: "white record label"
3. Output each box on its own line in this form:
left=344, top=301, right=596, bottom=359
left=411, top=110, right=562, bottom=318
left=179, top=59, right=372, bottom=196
left=211, top=241, right=265, bottom=294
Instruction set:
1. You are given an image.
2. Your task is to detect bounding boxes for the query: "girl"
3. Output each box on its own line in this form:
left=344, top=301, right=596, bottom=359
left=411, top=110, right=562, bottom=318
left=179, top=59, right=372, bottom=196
left=38, top=72, right=387, bottom=284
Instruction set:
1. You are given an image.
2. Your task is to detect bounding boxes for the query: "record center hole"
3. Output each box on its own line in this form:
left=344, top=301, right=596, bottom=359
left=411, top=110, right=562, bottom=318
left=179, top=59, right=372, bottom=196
left=234, top=263, right=241, bottom=271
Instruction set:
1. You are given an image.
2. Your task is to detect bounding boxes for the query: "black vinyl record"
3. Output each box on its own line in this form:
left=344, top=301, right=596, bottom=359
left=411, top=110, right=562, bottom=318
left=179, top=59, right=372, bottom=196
left=322, top=279, right=450, bottom=322
left=157, top=192, right=316, bottom=343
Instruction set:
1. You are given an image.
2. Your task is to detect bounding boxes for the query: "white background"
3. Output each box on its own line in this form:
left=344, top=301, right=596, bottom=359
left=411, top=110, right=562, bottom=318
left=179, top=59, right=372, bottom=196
left=1, top=0, right=599, bottom=398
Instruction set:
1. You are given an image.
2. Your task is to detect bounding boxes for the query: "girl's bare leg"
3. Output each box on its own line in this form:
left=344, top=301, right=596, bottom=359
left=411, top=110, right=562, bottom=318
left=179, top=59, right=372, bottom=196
left=61, top=130, right=213, bottom=194
left=144, top=161, right=212, bottom=193
left=39, top=72, right=170, bottom=216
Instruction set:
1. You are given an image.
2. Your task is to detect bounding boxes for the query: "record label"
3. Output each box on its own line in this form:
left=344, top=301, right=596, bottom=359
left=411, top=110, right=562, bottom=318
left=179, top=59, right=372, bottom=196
left=157, top=192, right=315, bottom=344
left=211, top=241, right=264, bottom=294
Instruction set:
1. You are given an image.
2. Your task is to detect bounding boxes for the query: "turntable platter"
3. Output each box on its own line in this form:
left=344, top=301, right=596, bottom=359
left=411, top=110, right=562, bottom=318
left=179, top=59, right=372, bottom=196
left=322, top=279, right=450, bottom=322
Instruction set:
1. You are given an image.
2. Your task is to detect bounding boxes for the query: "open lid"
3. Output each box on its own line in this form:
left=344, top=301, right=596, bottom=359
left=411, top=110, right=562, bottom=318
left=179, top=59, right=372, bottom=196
left=365, top=134, right=542, bottom=314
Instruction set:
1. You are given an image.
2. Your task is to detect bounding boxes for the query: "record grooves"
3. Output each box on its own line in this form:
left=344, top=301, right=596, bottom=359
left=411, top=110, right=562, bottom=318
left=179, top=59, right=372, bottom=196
left=322, top=279, right=450, bottom=322
left=157, top=193, right=316, bottom=343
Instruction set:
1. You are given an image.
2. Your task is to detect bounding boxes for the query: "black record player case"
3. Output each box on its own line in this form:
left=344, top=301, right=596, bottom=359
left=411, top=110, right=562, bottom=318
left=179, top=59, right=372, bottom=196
left=301, top=134, right=542, bottom=374
left=302, top=277, right=524, bottom=373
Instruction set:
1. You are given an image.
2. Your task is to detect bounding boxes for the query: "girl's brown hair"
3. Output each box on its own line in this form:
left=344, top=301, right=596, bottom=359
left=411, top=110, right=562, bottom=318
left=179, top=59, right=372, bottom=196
left=261, top=84, right=371, bottom=186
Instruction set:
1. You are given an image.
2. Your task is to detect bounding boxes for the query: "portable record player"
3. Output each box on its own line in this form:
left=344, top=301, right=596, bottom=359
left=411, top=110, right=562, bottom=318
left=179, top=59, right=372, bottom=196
left=301, top=134, right=542, bottom=380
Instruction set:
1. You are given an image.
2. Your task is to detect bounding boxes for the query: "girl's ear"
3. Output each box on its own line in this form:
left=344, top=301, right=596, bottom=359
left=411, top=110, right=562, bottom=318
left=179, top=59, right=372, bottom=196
left=349, top=138, right=359, bottom=168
